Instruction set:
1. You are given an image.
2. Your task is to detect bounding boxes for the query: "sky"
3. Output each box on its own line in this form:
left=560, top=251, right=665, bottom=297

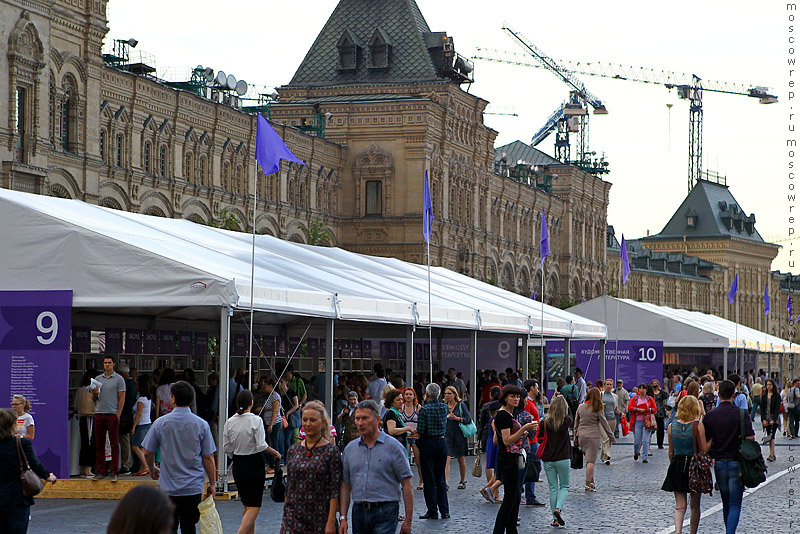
left=106, top=1, right=789, bottom=270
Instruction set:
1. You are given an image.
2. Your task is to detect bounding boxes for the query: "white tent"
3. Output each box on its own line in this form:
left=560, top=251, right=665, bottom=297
left=568, top=296, right=794, bottom=353
left=0, top=188, right=606, bottom=337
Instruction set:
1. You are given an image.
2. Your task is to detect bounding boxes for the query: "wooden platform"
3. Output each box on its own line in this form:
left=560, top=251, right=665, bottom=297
left=40, top=476, right=237, bottom=500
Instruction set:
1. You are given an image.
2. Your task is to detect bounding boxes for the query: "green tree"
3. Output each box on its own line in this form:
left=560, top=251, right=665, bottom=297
left=302, top=219, right=331, bottom=246
left=558, top=297, right=579, bottom=309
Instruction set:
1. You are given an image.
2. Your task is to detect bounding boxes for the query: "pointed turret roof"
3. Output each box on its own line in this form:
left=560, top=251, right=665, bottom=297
left=287, top=0, right=453, bottom=88
left=645, top=179, right=764, bottom=242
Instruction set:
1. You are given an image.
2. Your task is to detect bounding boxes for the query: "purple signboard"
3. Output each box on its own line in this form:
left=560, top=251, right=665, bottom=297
left=545, top=340, right=664, bottom=397
left=159, top=330, right=176, bottom=354
left=177, top=331, right=193, bottom=355
left=124, top=329, right=142, bottom=354
left=105, top=327, right=123, bottom=354
left=71, top=326, right=90, bottom=353
left=194, top=332, right=208, bottom=357
left=143, top=329, right=159, bottom=354
left=0, top=290, right=72, bottom=478
left=440, top=338, right=518, bottom=378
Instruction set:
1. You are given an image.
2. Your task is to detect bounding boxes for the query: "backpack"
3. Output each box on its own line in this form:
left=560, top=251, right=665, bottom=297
left=737, top=409, right=767, bottom=488
left=562, top=384, right=579, bottom=414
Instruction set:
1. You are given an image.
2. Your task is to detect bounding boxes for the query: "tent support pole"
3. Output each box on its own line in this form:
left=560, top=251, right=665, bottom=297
left=600, top=338, right=606, bottom=381
left=218, top=306, right=232, bottom=492
left=520, top=336, right=529, bottom=381
left=325, top=320, right=335, bottom=416
left=564, top=337, right=571, bottom=379
left=540, top=337, right=546, bottom=397
left=406, top=326, right=415, bottom=390
left=723, top=347, right=728, bottom=379
left=767, top=351, right=772, bottom=379
left=469, top=330, right=477, bottom=452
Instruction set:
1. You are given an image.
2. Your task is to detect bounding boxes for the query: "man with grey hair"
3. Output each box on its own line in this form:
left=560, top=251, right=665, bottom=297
left=415, top=383, right=449, bottom=519
left=339, top=399, right=413, bottom=534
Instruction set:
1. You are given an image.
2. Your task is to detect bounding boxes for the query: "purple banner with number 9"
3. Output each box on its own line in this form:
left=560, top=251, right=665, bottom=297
left=0, top=290, right=72, bottom=478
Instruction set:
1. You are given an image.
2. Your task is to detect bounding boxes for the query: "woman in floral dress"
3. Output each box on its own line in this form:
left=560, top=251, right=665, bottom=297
left=280, top=400, right=342, bottom=534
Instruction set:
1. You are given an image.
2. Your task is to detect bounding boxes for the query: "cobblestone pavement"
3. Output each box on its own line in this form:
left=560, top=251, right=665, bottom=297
left=29, top=433, right=800, bottom=534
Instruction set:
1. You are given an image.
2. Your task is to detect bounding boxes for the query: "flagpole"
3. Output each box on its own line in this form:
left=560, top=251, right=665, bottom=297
left=428, top=238, right=433, bottom=385
left=735, top=296, right=739, bottom=375
left=248, top=164, right=257, bottom=388
left=615, top=259, right=622, bottom=385
left=541, top=264, right=545, bottom=392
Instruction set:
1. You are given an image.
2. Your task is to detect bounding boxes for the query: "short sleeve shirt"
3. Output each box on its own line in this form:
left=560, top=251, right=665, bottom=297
left=142, top=407, right=216, bottom=496
left=342, top=431, right=412, bottom=502
left=15, top=412, right=34, bottom=437
left=96, top=372, right=126, bottom=414
left=494, top=409, right=517, bottom=468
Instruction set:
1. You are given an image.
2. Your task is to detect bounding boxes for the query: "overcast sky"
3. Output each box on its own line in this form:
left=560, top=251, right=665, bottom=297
left=106, top=1, right=788, bottom=271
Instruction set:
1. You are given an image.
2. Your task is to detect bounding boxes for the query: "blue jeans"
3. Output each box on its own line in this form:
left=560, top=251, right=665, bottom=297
left=280, top=426, right=294, bottom=461
left=715, top=460, right=744, bottom=534
left=543, top=459, right=570, bottom=516
left=0, top=504, right=30, bottom=534
left=352, top=501, right=399, bottom=534
left=523, top=442, right=539, bottom=501
left=265, top=423, right=281, bottom=468
left=633, top=420, right=652, bottom=458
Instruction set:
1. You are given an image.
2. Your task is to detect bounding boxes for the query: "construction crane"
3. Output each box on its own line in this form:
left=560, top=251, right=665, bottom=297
left=481, top=27, right=609, bottom=173
left=474, top=32, right=777, bottom=192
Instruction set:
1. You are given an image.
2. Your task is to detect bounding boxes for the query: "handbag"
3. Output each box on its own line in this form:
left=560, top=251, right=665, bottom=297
left=525, top=453, right=542, bottom=482
left=688, top=422, right=713, bottom=495
left=570, top=439, right=584, bottom=470
left=536, top=424, right=548, bottom=460
left=458, top=404, right=477, bottom=437
left=645, top=413, right=657, bottom=431
left=472, top=453, right=482, bottom=477
left=620, top=413, right=630, bottom=436
left=288, top=410, right=301, bottom=429
left=16, top=438, right=45, bottom=497
left=270, top=467, right=286, bottom=502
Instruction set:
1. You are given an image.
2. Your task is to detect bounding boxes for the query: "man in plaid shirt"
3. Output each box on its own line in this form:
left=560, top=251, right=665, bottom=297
left=416, top=383, right=450, bottom=519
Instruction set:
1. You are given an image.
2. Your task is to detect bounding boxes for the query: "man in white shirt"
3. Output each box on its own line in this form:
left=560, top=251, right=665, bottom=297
left=575, top=368, right=587, bottom=404
left=367, top=366, right=388, bottom=402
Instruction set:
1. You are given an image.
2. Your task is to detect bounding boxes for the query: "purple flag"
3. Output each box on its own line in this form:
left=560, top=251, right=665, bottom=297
left=540, top=208, right=549, bottom=265
left=763, top=284, right=770, bottom=316
left=423, top=170, right=433, bottom=243
left=532, top=291, right=536, bottom=300
left=728, top=274, right=738, bottom=304
left=620, top=235, right=630, bottom=285
left=255, top=114, right=305, bottom=176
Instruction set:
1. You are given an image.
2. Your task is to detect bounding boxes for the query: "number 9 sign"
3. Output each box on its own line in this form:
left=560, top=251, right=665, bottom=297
left=498, top=340, right=512, bottom=360
left=36, top=311, right=58, bottom=345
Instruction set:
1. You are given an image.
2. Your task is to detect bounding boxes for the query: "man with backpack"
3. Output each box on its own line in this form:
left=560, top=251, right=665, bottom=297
left=703, top=380, right=756, bottom=534
left=561, top=376, right=579, bottom=417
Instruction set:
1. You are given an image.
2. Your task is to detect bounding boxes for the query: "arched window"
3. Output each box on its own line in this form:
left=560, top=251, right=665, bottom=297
left=115, top=134, right=124, bottom=167
left=235, top=165, right=244, bottom=195
left=198, top=157, right=206, bottom=186
left=222, top=161, right=230, bottom=191
left=159, top=144, right=168, bottom=176
left=143, top=141, right=152, bottom=174
left=61, top=94, right=71, bottom=151
left=184, top=152, right=193, bottom=182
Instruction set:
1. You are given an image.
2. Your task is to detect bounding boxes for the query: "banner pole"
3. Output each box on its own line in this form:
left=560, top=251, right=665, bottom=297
left=248, top=165, right=258, bottom=388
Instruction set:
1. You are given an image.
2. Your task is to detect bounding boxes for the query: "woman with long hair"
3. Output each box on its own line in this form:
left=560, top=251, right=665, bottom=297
left=443, top=385, right=472, bottom=489
left=492, top=385, right=538, bottom=534
left=281, top=401, right=342, bottom=534
left=400, top=387, right=423, bottom=489
left=651, top=379, right=669, bottom=449
left=661, top=396, right=709, bottom=534
left=131, top=375, right=154, bottom=476
left=574, top=388, right=615, bottom=491
left=685, top=381, right=705, bottom=417
left=383, top=389, right=413, bottom=450
left=254, top=376, right=282, bottom=473
left=106, top=484, right=174, bottom=534
left=154, top=368, right=176, bottom=418
left=761, top=378, right=781, bottom=461
left=539, top=396, right=572, bottom=528
left=223, top=389, right=281, bottom=534
left=628, top=384, right=657, bottom=464
left=782, top=380, right=792, bottom=436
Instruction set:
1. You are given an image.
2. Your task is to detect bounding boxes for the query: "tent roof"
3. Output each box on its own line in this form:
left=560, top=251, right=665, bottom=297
left=568, top=296, right=795, bottom=353
left=0, top=189, right=605, bottom=337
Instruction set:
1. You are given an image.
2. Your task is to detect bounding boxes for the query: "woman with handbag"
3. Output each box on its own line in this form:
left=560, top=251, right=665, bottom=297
left=573, top=388, right=615, bottom=491
left=760, top=378, right=781, bottom=461
left=628, top=384, right=658, bottom=464
left=0, top=408, right=56, bottom=533
left=443, top=386, right=473, bottom=490
left=538, top=396, right=572, bottom=528
left=492, top=385, right=538, bottom=534
left=661, top=396, right=710, bottom=534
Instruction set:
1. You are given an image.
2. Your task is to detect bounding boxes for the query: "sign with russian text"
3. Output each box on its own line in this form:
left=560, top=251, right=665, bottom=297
left=0, top=290, right=72, bottom=478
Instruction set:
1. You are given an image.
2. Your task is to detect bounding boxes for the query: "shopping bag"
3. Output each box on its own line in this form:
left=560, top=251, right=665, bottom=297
left=198, top=494, right=223, bottom=534
left=271, top=467, right=286, bottom=502
left=471, top=454, right=482, bottom=477
left=620, top=414, right=630, bottom=436
left=570, top=442, right=583, bottom=470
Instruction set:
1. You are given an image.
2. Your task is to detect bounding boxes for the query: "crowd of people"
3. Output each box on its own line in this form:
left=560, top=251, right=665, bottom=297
left=2, top=356, right=797, bottom=534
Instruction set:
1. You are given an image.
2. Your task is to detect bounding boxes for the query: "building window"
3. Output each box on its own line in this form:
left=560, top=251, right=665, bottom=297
left=198, top=157, right=206, bottom=186
left=143, top=141, right=152, bottom=174
left=15, top=88, right=26, bottom=162
left=368, top=29, right=391, bottom=69
left=337, top=30, right=359, bottom=71
left=99, top=130, right=106, bottom=163
left=159, top=145, right=167, bottom=176
left=235, top=165, right=244, bottom=195
left=184, top=153, right=193, bottom=182
left=115, top=134, right=124, bottom=167
left=366, top=180, right=382, bottom=215
left=61, top=97, right=71, bottom=151
left=223, top=162, right=230, bottom=190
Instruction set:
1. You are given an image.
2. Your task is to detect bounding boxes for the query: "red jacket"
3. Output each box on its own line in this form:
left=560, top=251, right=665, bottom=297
left=627, top=395, right=657, bottom=417
left=524, top=397, right=540, bottom=441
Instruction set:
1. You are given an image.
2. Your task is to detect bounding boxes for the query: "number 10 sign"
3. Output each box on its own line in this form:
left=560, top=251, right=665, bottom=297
left=0, top=290, right=72, bottom=478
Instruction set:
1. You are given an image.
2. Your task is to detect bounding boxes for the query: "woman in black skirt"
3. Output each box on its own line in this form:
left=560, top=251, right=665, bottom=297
left=223, top=389, right=281, bottom=534
left=661, top=396, right=709, bottom=534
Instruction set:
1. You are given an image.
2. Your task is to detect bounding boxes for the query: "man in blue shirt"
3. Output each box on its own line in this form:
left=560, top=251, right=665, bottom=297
left=715, top=374, right=749, bottom=410
left=143, top=381, right=217, bottom=534
left=339, top=400, right=413, bottom=534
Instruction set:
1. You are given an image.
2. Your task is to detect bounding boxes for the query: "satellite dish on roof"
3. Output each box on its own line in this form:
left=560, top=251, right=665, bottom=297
left=235, top=79, right=248, bottom=96
left=227, top=74, right=237, bottom=90
left=203, top=67, right=215, bottom=82
left=215, top=70, right=227, bottom=86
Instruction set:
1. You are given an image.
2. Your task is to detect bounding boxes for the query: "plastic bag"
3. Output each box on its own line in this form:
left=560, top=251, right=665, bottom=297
left=198, top=494, right=223, bottom=534
left=620, top=414, right=630, bottom=436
